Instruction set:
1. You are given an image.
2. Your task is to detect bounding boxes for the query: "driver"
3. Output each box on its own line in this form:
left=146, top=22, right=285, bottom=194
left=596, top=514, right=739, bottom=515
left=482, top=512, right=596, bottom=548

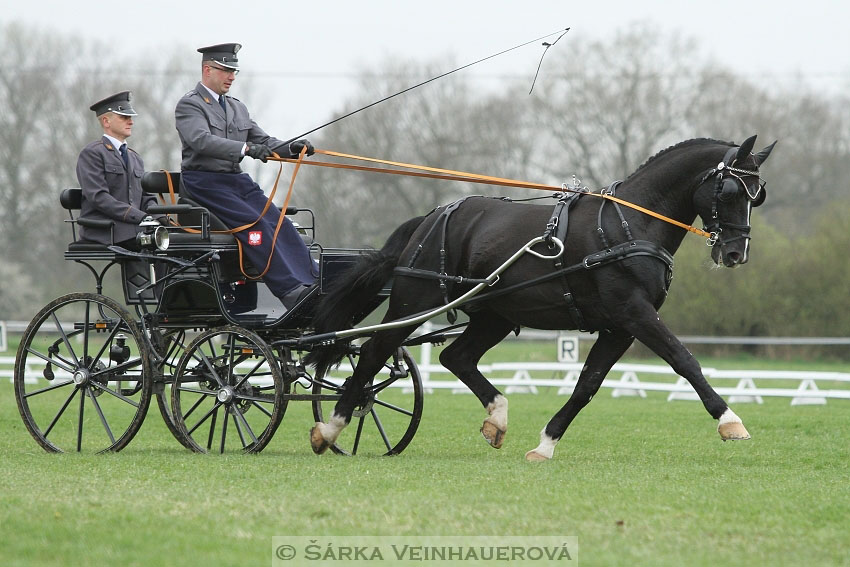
left=175, top=43, right=317, bottom=310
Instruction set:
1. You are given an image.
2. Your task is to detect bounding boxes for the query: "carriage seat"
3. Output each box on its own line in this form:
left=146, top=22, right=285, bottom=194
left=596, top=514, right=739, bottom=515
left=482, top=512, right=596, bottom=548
left=60, top=188, right=118, bottom=256
left=141, top=171, right=313, bottom=246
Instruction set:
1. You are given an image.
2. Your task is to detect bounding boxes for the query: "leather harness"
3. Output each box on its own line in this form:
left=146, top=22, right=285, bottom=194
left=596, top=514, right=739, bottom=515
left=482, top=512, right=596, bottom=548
left=393, top=190, right=674, bottom=332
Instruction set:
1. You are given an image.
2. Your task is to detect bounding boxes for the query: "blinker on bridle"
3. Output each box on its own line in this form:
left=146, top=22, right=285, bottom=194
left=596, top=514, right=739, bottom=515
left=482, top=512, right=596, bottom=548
left=701, top=147, right=764, bottom=246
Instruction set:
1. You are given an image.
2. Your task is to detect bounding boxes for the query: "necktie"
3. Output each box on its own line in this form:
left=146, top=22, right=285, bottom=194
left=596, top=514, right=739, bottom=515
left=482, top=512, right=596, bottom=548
left=219, top=96, right=227, bottom=115
left=119, top=143, right=129, bottom=167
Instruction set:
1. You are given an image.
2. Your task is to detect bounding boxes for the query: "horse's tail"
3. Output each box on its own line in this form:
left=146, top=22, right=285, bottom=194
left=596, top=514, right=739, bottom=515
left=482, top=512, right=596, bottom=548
left=305, top=215, right=428, bottom=377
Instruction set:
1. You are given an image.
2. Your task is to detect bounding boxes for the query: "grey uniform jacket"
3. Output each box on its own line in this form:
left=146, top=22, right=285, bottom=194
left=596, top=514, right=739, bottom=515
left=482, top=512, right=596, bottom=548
left=175, top=82, right=298, bottom=173
left=75, top=137, right=157, bottom=245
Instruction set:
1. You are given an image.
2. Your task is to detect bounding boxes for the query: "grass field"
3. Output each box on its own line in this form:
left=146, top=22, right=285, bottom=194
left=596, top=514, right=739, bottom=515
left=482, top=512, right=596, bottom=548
left=1, top=371, right=849, bottom=566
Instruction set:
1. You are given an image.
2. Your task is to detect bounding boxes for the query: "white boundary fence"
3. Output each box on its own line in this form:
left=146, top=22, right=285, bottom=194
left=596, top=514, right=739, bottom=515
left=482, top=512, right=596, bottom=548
left=3, top=322, right=850, bottom=405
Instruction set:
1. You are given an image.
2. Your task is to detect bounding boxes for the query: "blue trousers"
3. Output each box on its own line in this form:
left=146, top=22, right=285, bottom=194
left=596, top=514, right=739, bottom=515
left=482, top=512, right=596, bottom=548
left=182, top=170, right=316, bottom=298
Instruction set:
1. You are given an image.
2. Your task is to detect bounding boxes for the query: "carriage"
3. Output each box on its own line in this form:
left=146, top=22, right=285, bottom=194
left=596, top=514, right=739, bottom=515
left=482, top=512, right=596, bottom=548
left=14, top=135, right=776, bottom=461
left=13, top=171, right=427, bottom=455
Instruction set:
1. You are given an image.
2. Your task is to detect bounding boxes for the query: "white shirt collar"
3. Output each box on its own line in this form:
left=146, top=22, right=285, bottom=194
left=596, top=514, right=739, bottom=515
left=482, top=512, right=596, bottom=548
left=103, top=134, right=125, bottom=150
left=200, top=83, right=223, bottom=102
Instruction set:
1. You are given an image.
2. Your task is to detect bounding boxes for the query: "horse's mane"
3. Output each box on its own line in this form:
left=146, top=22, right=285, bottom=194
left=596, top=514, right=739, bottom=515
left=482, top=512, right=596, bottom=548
left=625, top=138, right=735, bottom=182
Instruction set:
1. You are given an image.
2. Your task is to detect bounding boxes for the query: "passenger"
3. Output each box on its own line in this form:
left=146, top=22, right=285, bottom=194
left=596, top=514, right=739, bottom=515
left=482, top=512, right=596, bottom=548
left=175, top=42, right=317, bottom=310
left=76, top=91, right=163, bottom=248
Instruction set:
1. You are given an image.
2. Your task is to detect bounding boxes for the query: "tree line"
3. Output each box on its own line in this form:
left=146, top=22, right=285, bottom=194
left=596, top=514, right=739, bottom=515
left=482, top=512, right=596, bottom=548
left=2, top=21, right=849, bottom=352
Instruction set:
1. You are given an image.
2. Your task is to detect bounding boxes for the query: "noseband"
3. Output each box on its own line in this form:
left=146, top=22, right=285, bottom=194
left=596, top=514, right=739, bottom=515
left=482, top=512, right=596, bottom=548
left=699, top=147, right=762, bottom=247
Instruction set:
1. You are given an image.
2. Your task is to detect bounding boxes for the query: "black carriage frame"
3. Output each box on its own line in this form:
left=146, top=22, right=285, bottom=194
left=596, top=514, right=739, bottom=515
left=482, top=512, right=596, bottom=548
left=13, top=172, right=425, bottom=455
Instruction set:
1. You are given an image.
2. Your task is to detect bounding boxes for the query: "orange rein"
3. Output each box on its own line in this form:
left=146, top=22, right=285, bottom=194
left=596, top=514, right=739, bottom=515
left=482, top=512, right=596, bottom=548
left=269, top=149, right=712, bottom=239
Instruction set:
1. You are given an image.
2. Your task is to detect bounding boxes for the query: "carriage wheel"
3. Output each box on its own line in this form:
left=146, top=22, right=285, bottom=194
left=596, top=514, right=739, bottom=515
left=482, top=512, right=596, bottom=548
left=311, top=347, right=423, bottom=456
left=171, top=326, right=287, bottom=454
left=149, top=328, right=195, bottom=449
left=14, top=293, right=153, bottom=453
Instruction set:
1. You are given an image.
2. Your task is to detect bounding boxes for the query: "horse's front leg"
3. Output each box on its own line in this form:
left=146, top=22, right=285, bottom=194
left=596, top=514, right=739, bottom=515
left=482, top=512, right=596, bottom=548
left=526, top=328, right=635, bottom=461
left=619, top=302, right=750, bottom=442
left=310, top=326, right=415, bottom=454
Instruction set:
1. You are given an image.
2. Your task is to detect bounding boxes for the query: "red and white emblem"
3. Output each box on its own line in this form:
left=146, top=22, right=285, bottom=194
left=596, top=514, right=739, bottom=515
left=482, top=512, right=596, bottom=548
left=248, top=231, right=263, bottom=246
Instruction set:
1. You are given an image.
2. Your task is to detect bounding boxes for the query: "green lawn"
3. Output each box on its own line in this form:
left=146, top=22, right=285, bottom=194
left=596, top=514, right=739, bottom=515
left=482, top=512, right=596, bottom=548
left=1, top=378, right=848, bottom=567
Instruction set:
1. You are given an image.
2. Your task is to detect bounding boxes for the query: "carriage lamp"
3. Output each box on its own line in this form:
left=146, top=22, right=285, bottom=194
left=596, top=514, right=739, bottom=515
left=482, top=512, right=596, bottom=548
left=137, top=216, right=170, bottom=251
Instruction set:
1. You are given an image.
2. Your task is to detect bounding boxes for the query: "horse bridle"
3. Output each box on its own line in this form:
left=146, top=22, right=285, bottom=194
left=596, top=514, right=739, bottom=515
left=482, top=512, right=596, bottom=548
left=700, top=146, right=763, bottom=247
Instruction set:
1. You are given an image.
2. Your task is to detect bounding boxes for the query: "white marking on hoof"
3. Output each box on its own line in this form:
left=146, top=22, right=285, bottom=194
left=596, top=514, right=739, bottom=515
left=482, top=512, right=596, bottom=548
left=481, top=395, right=508, bottom=449
left=310, top=414, right=347, bottom=454
left=525, top=429, right=557, bottom=462
left=717, top=408, right=751, bottom=441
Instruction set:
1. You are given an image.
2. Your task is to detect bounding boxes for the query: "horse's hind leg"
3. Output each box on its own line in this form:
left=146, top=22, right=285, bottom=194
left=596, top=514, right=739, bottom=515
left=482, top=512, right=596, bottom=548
left=526, top=329, right=635, bottom=461
left=439, top=311, right=516, bottom=448
left=310, top=325, right=417, bottom=454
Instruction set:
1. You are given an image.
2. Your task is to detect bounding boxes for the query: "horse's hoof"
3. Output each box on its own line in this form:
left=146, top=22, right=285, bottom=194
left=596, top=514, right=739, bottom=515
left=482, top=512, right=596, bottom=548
left=525, top=450, right=549, bottom=462
left=718, top=421, right=751, bottom=441
left=310, top=425, right=331, bottom=454
left=481, top=421, right=506, bottom=449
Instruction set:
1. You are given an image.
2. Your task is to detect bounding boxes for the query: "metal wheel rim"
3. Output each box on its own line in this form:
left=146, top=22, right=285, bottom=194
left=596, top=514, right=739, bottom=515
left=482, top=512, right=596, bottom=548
left=14, top=293, right=152, bottom=453
left=312, top=347, right=423, bottom=456
left=171, top=326, right=286, bottom=454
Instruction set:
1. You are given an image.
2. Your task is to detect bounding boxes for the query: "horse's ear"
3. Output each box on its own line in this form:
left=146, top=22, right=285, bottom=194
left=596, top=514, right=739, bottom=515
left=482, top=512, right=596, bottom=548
left=736, top=135, right=757, bottom=163
left=754, top=140, right=778, bottom=166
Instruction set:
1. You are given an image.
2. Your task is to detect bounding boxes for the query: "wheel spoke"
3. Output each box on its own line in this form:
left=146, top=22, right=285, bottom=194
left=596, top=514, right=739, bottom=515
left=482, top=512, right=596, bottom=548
left=82, top=299, right=91, bottom=363
left=219, top=410, right=229, bottom=453
left=186, top=400, right=223, bottom=436
left=227, top=334, right=237, bottom=384
left=51, top=311, right=80, bottom=366
left=231, top=405, right=259, bottom=445
left=43, top=386, right=79, bottom=438
left=90, top=357, right=143, bottom=380
left=250, top=400, right=272, bottom=418
left=372, top=398, right=414, bottom=417
left=371, top=408, right=392, bottom=451
left=369, top=375, right=399, bottom=395
left=24, top=379, right=74, bottom=399
left=23, top=347, right=76, bottom=375
left=198, top=348, right=226, bottom=388
left=177, top=386, right=218, bottom=397
left=233, top=393, right=275, bottom=405
left=89, top=380, right=140, bottom=408
left=183, top=392, right=213, bottom=420
left=206, top=406, right=219, bottom=450
left=87, top=387, right=116, bottom=444
left=232, top=358, right=268, bottom=391
left=232, top=409, right=247, bottom=448
left=351, top=414, right=366, bottom=456
left=77, top=386, right=85, bottom=451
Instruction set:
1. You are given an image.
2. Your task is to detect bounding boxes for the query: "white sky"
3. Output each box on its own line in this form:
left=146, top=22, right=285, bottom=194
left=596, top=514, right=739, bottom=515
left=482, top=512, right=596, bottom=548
left=5, top=0, right=849, bottom=137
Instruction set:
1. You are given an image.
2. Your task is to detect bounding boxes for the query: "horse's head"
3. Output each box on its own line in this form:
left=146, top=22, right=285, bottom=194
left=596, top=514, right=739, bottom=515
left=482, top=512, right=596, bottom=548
left=693, top=135, right=776, bottom=267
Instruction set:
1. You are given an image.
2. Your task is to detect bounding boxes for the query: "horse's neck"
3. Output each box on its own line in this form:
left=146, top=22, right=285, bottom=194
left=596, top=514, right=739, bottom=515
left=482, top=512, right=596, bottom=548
left=620, top=147, right=718, bottom=252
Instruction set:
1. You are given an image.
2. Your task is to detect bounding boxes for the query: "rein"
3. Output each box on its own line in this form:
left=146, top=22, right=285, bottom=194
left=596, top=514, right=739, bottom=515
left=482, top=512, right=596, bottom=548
left=270, top=150, right=713, bottom=240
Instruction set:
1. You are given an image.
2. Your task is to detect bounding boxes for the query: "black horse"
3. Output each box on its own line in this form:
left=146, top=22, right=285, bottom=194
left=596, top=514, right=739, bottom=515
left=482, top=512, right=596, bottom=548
left=307, top=136, right=776, bottom=460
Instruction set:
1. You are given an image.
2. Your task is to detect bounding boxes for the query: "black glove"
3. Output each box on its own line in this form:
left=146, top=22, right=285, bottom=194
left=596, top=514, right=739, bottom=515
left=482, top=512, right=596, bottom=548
left=289, top=139, right=315, bottom=156
left=246, top=142, right=273, bottom=162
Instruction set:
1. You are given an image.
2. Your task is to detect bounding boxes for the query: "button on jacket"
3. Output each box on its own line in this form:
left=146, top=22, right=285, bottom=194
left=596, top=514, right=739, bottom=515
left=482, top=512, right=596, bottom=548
left=176, top=82, right=298, bottom=173
left=76, top=136, right=155, bottom=245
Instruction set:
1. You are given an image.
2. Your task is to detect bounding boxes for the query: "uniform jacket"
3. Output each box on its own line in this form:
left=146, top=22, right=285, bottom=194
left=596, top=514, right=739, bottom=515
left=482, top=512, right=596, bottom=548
left=175, top=82, right=298, bottom=173
left=75, top=136, right=157, bottom=245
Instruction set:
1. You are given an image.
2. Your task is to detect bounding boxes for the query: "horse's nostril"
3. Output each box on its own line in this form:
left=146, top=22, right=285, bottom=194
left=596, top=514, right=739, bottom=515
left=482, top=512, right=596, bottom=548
left=727, top=251, right=743, bottom=264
